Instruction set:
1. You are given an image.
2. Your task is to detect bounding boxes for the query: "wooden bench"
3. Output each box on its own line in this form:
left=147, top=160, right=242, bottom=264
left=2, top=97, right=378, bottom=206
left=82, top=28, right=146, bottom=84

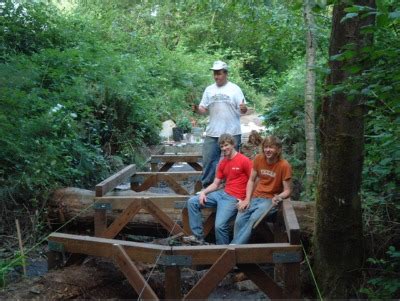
left=150, top=154, right=202, bottom=172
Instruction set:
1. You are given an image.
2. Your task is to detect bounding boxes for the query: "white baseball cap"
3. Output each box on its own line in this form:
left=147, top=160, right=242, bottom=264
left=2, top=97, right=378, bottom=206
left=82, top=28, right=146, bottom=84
left=210, top=60, right=228, bottom=71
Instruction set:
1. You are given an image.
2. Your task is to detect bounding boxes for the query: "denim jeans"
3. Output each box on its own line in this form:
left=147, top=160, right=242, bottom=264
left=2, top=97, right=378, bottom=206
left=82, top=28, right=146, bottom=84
left=201, top=135, right=241, bottom=187
left=231, top=197, right=274, bottom=244
left=187, top=190, right=238, bottom=245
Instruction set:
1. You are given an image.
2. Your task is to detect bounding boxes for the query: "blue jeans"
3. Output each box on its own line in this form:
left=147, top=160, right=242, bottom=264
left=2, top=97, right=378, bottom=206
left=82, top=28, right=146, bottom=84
left=201, top=135, right=241, bottom=187
left=187, top=190, right=238, bottom=245
left=231, top=198, right=274, bottom=244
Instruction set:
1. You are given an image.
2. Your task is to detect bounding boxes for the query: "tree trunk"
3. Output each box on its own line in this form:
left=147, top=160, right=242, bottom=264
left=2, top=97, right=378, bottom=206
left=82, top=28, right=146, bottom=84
left=314, top=1, right=376, bottom=298
left=303, top=0, right=317, bottom=193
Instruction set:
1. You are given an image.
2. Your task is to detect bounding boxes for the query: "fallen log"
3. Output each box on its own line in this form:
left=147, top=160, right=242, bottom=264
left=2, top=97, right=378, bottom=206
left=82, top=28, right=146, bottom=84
left=48, top=187, right=315, bottom=235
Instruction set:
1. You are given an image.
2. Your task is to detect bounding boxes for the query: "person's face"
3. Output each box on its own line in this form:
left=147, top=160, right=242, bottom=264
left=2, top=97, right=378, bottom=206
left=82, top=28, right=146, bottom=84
left=263, top=144, right=280, bottom=162
left=213, top=70, right=228, bottom=87
left=220, top=142, right=235, bottom=158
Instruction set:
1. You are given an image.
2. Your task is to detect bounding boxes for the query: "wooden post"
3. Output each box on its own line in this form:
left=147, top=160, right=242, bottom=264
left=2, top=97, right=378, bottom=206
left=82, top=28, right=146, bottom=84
left=15, top=219, right=27, bottom=277
left=94, top=209, right=107, bottom=237
left=283, top=262, right=301, bottom=299
left=165, top=266, right=182, bottom=299
left=273, top=204, right=287, bottom=284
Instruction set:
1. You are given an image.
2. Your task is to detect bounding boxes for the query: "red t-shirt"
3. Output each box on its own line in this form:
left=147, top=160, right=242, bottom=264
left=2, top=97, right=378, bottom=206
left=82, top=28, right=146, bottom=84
left=216, top=152, right=252, bottom=200
left=252, top=154, right=292, bottom=199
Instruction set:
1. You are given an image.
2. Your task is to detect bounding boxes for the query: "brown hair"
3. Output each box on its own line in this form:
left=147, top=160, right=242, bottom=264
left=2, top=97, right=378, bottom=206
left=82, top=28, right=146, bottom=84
left=218, top=133, right=235, bottom=147
left=248, top=130, right=263, bottom=145
left=261, top=135, right=283, bottom=160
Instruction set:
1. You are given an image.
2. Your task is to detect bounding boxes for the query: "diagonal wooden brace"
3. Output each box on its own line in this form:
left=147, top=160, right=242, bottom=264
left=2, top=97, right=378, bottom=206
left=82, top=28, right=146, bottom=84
left=157, top=174, right=189, bottom=195
left=183, top=248, right=236, bottom=300
left=100, top=200, right=142, bottom=239
left=142, top=199, right=185, bottom=235
left=238, top=263, right=283, bottom=299
left=113, top=244, right=159, bottom=300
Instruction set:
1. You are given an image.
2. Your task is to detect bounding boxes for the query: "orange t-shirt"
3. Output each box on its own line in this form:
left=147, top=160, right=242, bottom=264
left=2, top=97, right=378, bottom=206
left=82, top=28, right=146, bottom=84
left=252, top=154, right=292, bottom=199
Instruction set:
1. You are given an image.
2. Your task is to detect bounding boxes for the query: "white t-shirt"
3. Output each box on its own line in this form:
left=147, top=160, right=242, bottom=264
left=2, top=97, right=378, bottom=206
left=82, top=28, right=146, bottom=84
left=200, top=81, right=245, bottom=137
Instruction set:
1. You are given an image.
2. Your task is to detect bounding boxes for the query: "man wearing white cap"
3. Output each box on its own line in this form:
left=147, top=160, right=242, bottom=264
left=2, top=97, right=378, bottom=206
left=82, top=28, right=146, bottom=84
left=193, top=60, right=247, bottom=188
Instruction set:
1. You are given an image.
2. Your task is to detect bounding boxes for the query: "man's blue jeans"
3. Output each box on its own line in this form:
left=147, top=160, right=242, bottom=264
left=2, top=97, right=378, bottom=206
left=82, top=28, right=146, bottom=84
left=201, top=135, right=241, bottom=187
left=231, top=198, right=274, bottom=244
left=187, top=190, right=238, bottom=245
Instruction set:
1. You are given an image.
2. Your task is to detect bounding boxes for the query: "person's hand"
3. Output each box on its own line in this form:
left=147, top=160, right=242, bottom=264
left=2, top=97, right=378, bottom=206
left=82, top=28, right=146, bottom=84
left=272, top=194, right=283, bottom=206
left=239, top=101, right=247, bottom=114
left=237, top=199, right=250, bottom=211
left=199, top=191, right=207, bottom=206
left=192, top=104, right=198, bottom=113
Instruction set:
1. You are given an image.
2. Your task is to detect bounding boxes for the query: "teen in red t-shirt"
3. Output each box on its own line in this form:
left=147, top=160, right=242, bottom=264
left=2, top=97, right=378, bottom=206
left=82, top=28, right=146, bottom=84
left=231, top=136, right=292, bottom=244
left=186, top=134, right=252, bottom=245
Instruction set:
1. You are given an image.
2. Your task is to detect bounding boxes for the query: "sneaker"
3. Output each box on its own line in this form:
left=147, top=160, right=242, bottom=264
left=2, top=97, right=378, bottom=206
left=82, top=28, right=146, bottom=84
left=182, top=235, right=208, bottom=245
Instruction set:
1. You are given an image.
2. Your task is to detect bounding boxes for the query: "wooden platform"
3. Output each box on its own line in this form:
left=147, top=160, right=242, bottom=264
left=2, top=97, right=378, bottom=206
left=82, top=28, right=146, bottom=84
left=48, top=159, right=302, bottom=300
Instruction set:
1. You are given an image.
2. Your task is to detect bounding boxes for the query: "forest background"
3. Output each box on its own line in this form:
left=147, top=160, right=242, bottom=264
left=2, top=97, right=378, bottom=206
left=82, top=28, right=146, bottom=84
left=0, top=0, right=399, bottom=298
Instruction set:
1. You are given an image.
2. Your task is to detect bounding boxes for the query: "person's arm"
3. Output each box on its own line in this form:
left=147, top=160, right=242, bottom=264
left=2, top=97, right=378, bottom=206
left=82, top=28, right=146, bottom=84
left=237, top=168, right=257, bottom=211
left=198, top=177, right=221, bottom=206
left=192, top=104, right=208, bottom=115
left=272, top=179, right=292, bottom=206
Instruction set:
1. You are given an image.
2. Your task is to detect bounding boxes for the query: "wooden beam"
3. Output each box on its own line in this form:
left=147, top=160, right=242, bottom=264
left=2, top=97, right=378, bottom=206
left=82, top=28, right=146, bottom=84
left=48, top=233, right=168, bottom=263
left=100, top=200, right=141, bottom=239
left=94, top=195, right=190, bottom=210
left=133, top=171, right=202, bottom=181
left=141, top=200, right=184, bottom=235
left=48, top=233, right=301, bottom=265
left=113, top=244, right=159, bottom=300
left=151, top=154, right=202, bottom=163
left=282, top=200, right=301, bottom=245
left=183, top=248, right=236, bottom=300
left=238, top=263, right=283, bottom=299
left=165, top=266, right=182, bottom=299
left=95, top=164, right=136, bottom=197
left=283, top=262, right=301, bottom=299
left=94, top=209, right=107, bottom=237
left=173, top=243, right=301, bottom=265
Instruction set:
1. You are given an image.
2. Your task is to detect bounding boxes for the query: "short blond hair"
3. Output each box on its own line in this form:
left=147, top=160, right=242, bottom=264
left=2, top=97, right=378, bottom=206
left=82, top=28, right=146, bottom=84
left=218, top=133, right=235, bottom=147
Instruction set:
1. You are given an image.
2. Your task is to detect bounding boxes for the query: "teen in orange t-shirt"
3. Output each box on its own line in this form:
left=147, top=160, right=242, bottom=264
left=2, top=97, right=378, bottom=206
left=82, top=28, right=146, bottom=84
left=231, top=136, right=292, bottom=244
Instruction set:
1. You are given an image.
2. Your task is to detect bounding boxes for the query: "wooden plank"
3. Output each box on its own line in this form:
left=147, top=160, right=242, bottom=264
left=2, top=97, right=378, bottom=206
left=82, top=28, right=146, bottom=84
left=283, top=262, right=301, bottom=299
left=173, top=243, right=301, bottom=265
left=203, top=212, right=216, bottom=237
left=238, top=263, right=283, bottom=299
left=165, top=266, right=182, bottom=299
left=113, top=244, right=159, bottom=300
left=158, top=174, right=189, bottom=195
left=159, top=162, right=174, bottom=172
left=100, top=201, right=142, bottom=239
left=48, top=233, right=301, bottom=265
left=187, top=162, right=203, bottom=171
left=282, top=200, right=301, bottom=245
left=133, top=171, right=202, bottom=181
left=95, top=164, right=136, bottom=197
left=48, top=233, right=168, bottom=263
left=94, top=195, right=190, bottom=210
left=142, top=200, right=184, bottom=235
left=151, top=154, right=202, bottom=163
left=273, top=204, right=287, bottom=283
left=131, top=175, right=157, bottom=192
left=94, top=209, right=107, bottom=237
left=183, top=248, right=236, bottom=300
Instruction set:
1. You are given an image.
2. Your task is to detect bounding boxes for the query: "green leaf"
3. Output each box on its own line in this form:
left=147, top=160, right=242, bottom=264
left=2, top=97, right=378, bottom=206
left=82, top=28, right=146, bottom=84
left=341, top=12, right=358, bottom=23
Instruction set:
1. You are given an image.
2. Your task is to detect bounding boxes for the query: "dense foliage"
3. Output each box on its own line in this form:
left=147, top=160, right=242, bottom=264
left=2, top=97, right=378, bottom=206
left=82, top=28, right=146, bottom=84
left=0, top=0, right=398, bottom=297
